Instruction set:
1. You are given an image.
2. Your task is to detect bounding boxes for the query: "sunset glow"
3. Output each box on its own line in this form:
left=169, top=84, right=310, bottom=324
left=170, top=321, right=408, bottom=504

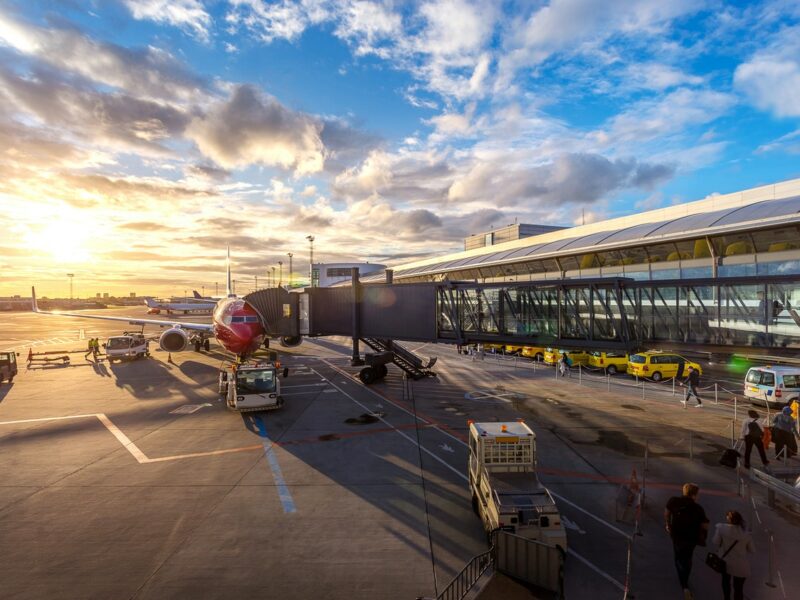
left=1, top=2, right=799, bottom=299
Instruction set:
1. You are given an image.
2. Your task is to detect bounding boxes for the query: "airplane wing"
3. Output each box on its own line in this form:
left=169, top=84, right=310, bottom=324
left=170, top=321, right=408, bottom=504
left=31, top=287, right=214, bottom=333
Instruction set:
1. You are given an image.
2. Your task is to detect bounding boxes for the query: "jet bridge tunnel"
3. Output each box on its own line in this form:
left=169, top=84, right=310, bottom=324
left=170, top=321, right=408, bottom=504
left=243, top=271, right=800, bottom=362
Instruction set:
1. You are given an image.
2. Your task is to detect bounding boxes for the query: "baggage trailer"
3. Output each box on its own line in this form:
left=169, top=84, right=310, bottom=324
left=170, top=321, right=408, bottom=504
left=468, top=420, right=567, bottom=550
left=0, top=351, right=18, bottom=383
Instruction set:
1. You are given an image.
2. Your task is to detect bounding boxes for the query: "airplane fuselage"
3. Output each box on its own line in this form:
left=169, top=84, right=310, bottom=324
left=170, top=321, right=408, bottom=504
left=212, top=297, right=265, bottom=356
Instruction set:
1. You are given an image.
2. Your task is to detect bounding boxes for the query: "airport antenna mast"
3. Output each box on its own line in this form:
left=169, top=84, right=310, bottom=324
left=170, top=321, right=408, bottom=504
left=67, top=273, right=74, bottom=300
left=278, top=261, right=283, bottom=287
left=287, top=253, right=293, bottom=288
left=306, top=235, right=315, bottom=287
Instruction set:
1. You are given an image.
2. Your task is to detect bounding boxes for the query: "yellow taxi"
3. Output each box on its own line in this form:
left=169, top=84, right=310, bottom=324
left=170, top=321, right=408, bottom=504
left=588, top=351, right=629, bottom=375
left=504, top=344, right=526, bottom=355
left=520, top=346, right=547, bottom=361
left=543, top=348, right=591, bottom=366
left=626, top=351, right=702, bottom=382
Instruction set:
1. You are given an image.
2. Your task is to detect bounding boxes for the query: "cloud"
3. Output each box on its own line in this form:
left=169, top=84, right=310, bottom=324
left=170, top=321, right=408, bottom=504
left=624, top=63, right=704, bottom=91
left=599, top=88, right=735, bottom=144
left=496, top=0, right=705, bottom=92
left=123, top=0, right=212, bottom=42
left=117, top=221, right=179, bottom=231
left=0, top=13, right=208, bottom=102
left=734, top=25, right=800, bottom=118
left=449, top=153, right=674, bottom=206
left=0, top=64, right=190, bottom=156
left=186, top=85, right=325, bottom=174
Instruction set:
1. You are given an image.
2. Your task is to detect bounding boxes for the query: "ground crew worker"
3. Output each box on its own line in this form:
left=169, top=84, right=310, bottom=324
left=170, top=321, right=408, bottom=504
left=84, top=338, right=93, bottom=359
left=91, top=338, right=100, bottom=358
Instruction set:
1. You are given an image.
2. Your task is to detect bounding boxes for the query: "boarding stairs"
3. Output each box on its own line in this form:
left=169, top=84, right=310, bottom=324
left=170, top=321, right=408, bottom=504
left=361, top=337, right=437, bottom=381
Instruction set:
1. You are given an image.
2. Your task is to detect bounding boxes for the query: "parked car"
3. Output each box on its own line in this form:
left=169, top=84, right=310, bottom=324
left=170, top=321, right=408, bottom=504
left=543, top=348, right=591, bottom=366
left=588, top=351, right=629, bottom=374
left=627, top=351, right=702, bottom=382
left=744, top=366, right=800, bottom=408
left=520, top=346, right=548, bottom=361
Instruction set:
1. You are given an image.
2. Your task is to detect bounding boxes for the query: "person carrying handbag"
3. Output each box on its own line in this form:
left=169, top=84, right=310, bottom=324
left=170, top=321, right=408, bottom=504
left=710, top=511, right=754, bottom=600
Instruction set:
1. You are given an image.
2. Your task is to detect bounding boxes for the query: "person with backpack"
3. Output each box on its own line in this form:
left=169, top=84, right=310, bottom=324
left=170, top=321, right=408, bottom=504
left=711, top=510, right=754, bottom=600
left=665, top=483, right=709, bottom=600
left=740, top=409, right=769, bottom=469
left=680, top=365, right=703, bottom=407
left=772, top=405, right=799, bottom=459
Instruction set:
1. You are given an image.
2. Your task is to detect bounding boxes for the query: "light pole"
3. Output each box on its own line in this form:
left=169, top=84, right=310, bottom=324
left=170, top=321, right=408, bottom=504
left=202, top=285, right=205, bottom=297
left=233, top=279, right=236, bottom=295
left=278, top=261, right=283, bottom=287
left=306, top=235, right=315, bottom=287
left=215, top=282, right=218, bottom=296
left=255, top=275, right=258, bottom=290
left=271, top=267, right=276, bottom=288
left=287, top=252, right=293, bottom=288
left=67, top=273, right=74, bottom=300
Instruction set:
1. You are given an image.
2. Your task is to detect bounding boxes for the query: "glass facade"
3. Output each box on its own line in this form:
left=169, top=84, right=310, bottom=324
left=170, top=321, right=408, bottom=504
left=436, top=277, right=800, bottom=351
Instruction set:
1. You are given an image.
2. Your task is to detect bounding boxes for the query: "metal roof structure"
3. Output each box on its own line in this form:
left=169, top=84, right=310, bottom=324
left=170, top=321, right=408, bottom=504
left=364, top=180, right=800, bottom=282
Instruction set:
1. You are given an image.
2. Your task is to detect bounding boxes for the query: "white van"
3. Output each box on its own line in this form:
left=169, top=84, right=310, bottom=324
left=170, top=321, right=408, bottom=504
left=744, top=366, right=800, bottom=408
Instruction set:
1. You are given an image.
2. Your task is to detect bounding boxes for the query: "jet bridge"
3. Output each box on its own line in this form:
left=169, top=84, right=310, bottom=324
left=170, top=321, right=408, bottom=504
left=244, top=272, right=800, bottom=372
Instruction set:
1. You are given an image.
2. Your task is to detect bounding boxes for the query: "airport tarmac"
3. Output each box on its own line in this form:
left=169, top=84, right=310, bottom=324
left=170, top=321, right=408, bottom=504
left=2, top=308, right=799, bottom=599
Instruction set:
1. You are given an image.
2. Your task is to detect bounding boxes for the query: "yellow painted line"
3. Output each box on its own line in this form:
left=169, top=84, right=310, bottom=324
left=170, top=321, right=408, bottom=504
left=0, top=413, right=262, bottom=465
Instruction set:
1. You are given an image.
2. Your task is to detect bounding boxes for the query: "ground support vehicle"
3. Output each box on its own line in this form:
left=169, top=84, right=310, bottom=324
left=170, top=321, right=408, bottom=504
left=0, top=351, right=18, bottom=383
left=218, top=359, right=287, bottom=412
left=744, top=366, right=800, bottom=408
left=468, top=421, right=567, bottom=550
left=589, top=351, right=629, bottom=374
left=104, top=333, right=150, bottom=362
left=627, top=350, right=702, bottom=382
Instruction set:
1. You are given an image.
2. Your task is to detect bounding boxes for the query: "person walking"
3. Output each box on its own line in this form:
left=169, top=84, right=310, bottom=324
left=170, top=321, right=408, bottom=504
left=741, top=409, right=770, bottom=469
left=711, top=510, right=754, bottom=600
left=84, top=338, right=94, bottom=360
left=680, top=365, right=703, bottom=407
left=91, top=338, right=100, bottom=359
left=559, top=353, right=568, bottom=377
left=665, top=483, right=709, bottom=599
left=772, top=406, right=799, bottom=459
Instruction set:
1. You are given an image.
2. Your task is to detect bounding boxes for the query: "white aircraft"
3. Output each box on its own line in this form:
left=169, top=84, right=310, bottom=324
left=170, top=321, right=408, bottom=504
left=144, top=297, right=215, bottom=315
left=31, top=247, right=301, bottom=357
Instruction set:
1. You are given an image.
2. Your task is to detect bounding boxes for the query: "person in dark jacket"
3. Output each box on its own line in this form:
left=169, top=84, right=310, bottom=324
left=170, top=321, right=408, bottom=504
left=680, top=366, right=703, bottom=407
left=741, top=409, right=769, bottom=469
left=665, top=483, right=709, bottom=599
left=772, top=406, right=799, bottom=458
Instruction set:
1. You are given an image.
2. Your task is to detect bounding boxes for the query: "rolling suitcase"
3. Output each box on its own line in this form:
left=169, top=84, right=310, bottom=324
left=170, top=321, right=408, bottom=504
left=719, top=447, right=740, bottom=468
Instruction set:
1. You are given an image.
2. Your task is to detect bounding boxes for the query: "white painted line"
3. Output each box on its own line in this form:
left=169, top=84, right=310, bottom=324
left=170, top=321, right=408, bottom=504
left=549, top=491, right=630, bottom=539
left=0, top=413, right=262, bottom=464
left=322, top=389, right=338, bottom=393
left=169, top=404, right=208, bottom=415
left=311, top=367, right=467, bottom=482
left=567, top=548, right=625, bottom=591
left=0, top=414, right=101, bottom=425
left=95, top=414, right=149, bottom=463
left=282, top=383, right=328, bottom=389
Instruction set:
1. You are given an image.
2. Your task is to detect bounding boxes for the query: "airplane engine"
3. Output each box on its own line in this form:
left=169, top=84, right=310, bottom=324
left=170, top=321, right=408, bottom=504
left=279, top=335, right=302, bottom=348
left=159, top=328, right=189, bottom=352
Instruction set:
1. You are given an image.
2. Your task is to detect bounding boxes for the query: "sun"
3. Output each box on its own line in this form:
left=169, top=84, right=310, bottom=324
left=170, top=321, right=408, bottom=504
left=24, top=221, right=93, bottom=264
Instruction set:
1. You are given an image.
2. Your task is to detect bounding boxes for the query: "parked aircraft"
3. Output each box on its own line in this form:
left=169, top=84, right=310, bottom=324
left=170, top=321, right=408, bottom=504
left=144, top=296, right=215, bottom=315
left=31, top=248, right=301, bottom=358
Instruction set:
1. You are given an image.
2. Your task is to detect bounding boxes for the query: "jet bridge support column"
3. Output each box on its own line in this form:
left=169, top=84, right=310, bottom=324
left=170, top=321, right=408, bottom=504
left=351, top=267, right=364, bottom=366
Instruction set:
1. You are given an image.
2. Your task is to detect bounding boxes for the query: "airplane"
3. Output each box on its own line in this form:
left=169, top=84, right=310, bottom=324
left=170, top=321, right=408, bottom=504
left=144, top=296, right=215, bottom=315
left=31, top=248, right=301, bottom=358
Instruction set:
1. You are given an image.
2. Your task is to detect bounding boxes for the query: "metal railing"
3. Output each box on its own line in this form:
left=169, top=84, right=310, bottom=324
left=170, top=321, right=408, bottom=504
left=417, top=549, right=493, bottom=600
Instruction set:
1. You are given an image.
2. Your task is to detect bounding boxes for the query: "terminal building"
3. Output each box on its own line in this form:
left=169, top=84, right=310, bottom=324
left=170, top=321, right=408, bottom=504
left=249, top=179, right=800, bottom=357
left=347, top=178, right=800, bottom=354
left=311, top=262, right=385, bottom=288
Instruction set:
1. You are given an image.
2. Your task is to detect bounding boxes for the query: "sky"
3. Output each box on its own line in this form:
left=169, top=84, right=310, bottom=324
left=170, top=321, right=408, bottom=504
left=1, top=0, right=800, bottom=298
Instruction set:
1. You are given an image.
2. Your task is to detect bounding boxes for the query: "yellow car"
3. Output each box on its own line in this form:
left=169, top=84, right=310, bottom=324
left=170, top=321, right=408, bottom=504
left=588, top=351, right=629, bottom=375
left=543, top=348, right=591, bottom=366
left=520, top=346, right=547, bottom=361
left=627, top=351, right=702, bottom=382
